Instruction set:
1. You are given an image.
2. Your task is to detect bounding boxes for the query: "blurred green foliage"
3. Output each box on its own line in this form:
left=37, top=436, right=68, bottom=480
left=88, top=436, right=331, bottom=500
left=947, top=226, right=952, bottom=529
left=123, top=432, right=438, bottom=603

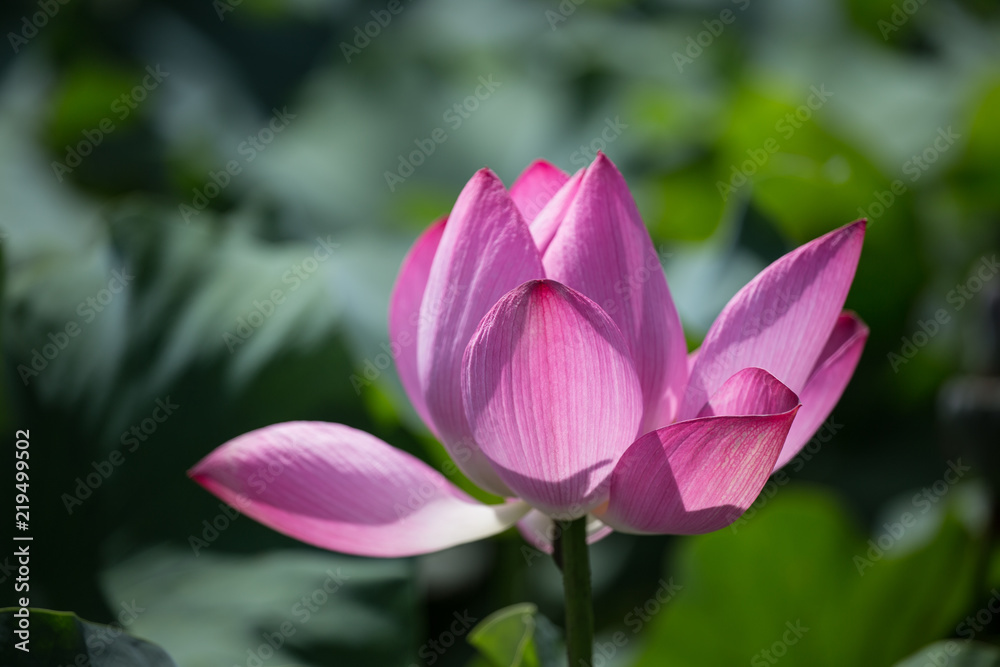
left=0, top=607, right=178, bottom=666
left=0, top=0, right=998, bottom=665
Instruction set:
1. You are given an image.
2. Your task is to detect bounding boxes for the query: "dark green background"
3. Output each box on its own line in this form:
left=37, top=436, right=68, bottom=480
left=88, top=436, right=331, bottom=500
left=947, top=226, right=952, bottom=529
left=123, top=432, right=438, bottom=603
left=1, top=0, right=998, bottom=664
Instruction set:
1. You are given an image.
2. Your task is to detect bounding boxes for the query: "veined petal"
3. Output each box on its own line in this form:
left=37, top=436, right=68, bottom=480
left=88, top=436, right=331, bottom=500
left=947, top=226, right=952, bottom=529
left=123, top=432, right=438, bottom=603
left=418, top=169, right=545, bottom=494
left=697, top=367, right=801, bottom=418
left=525, top=167, right=584, bottom=255
left=541, top=154, right=687, bottom=431
left=681, top=220, right=865, bottom=420
left=517, top=510, right=613, bottom=555
left=189, top=422, right=530, bottom=558
left=601, top=369, right=799, bottom=535
left=388, top=218, right=446, bottom=433
left=774, top=312, right=868, bottom=469
left=509, top=160, right=569, bottom=224
left=462, top=280, right=643, bottom=518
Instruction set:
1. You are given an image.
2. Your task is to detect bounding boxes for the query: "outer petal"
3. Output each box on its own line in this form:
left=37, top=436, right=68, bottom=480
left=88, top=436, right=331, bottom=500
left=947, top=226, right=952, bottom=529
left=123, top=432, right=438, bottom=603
left=688, top=348, right=699, bottom=375
left=774, top=312, right=868, bottom=469
left=418, top=170, right=545, bottom=494
left=388, top=218, right=446, bottom=433
left=509, top=160, right=569, bottom=224
left=680, top=220, right=866, bottom=420
left=189, top=422, right=530, bottom=558
left=541, top=154, right=687, bottom=431
left=517, top=510, right=613, bottom=555
left=463, top=280, right=643, bottom=518
left=601, top=368, right=799, bottom=535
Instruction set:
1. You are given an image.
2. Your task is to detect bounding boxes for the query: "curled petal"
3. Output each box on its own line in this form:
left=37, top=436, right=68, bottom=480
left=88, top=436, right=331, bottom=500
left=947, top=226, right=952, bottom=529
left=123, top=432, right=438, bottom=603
left=418, top=169, right=545, bottom=494
left=697, top=367, right=802, bottom=418
left=681, top=220, right=865, bottom=420
left=388, top=218, right=446, bottom=433
left=463, top=280, right=643, bottom=518
left=540, top=154, right=687, bottom=430
left=189, top=422, right=529, bottom=558
left=601, top=369, right=799, bottom=535
left=774, top=312, right=868, bottom=469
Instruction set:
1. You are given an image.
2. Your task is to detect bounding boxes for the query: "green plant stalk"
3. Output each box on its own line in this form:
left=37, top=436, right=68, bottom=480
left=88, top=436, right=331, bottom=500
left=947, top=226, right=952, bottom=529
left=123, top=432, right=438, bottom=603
left=555, top=516, right=593, bottom=666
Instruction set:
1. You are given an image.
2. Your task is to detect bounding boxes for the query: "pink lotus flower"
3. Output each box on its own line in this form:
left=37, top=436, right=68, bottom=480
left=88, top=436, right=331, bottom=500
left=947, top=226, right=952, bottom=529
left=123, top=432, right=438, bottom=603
left=190, top=154, right=868, bottom=557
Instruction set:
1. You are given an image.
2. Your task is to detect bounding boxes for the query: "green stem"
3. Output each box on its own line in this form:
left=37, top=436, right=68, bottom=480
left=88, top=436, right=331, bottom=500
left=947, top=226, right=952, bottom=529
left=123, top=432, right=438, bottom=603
left=554, top=516, right=594, bottom=666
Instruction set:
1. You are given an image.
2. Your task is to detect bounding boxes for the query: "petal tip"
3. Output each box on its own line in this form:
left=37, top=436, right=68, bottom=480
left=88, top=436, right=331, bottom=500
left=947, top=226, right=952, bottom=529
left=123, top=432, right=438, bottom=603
left=590, top=151, right=616, bottom=172
left=469, top=167, right=502, bottom=187
left=524, top=158, right=562, bottom=173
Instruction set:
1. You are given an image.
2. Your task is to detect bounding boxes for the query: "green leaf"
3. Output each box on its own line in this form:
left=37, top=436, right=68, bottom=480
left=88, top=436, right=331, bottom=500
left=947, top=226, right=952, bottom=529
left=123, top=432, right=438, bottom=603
left=467, top=603, right=563, bottom=667
left=0, top=607, right=178, bottom=666
left=100, top=548, right=417, bottom=667
left=633, top=486, right=980, bottom=667
left=893, top=641, right=1000, bottom=667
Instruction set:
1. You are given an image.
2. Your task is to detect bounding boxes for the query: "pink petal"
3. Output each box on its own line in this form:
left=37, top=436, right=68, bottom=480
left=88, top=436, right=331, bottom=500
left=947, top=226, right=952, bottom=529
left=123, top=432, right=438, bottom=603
left=774, top=312, right=868, bottom=469
left=526, top=167, right=584, bottom=255
left=418, top=170, right=545, bottom=494
left=540, top=154, right=687, bottom=431
left=517, top=510, right=613, bottom=555
left=696, top=367, right=802, bottom=418
left=189, top=422, right=529, bottom=558
left=462, top=280, right=643, bottom=518
left=388, top=218, right=446, bottom=433
left=508, top=160, right=569, bottom=224
left=680, top=220, right=866, bottom=420
left=601, top=368, right=799, bottom=535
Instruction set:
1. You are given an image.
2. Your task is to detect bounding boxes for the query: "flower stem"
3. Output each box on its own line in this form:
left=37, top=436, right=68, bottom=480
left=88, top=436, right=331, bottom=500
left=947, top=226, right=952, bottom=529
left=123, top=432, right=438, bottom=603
left=554, top=516, right=593, bottom=666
